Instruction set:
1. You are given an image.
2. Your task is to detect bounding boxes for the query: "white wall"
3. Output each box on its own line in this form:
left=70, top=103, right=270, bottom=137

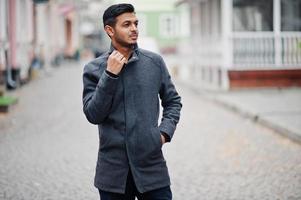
left=0, top=0, right=8, bottom=70
left=16, top=0, right=34, bottom=79
left=0, top=0, right=8, bottom=42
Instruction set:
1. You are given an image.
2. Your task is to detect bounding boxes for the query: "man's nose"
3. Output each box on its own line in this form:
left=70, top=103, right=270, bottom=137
left=130, top=24, right=138, bottom=31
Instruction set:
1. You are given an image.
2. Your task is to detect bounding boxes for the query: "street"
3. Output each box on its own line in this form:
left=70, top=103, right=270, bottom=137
left=0, top=61, right=301, bottom=200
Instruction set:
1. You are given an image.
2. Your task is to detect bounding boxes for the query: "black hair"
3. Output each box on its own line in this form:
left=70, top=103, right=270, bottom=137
left=103, top=3, right=135, bottom=27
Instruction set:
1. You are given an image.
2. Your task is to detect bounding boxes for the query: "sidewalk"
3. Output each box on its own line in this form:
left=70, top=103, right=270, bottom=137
left=179, top=81, right=301, bottom=144
left=211, top=88, right=301, bottom=143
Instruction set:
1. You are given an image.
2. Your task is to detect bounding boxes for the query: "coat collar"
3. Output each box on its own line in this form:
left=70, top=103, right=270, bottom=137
left=109, top=43, right=139, bottom=64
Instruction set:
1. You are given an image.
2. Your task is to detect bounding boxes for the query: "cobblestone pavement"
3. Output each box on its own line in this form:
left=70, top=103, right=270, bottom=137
left=0, top=62, right=301, bottom=200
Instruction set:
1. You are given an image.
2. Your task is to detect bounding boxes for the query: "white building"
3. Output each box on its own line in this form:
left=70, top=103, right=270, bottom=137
left=177, top=0, right=301, bottom=89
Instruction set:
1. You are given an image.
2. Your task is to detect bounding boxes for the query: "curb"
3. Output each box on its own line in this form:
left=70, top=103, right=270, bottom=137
left=177, top=80, right=301, bottom=144
left=257, top=116, right=301, bottom=144
left=212, top=97, right=301, bottom=144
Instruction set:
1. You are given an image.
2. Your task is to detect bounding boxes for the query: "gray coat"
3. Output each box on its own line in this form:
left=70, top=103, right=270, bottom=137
left=82, top=44, right=182, bottom=194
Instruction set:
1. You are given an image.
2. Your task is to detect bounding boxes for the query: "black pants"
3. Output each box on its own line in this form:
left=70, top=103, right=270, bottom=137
left=98, top=171, right=172, bottom=200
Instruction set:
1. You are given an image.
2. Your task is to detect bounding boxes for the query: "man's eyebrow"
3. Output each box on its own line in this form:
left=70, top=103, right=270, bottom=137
left=122, top=19, right=139, bottom=24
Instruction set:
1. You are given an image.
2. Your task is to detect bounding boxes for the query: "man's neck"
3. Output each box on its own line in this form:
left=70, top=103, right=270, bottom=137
left=112, top=41, right=133, bottom=60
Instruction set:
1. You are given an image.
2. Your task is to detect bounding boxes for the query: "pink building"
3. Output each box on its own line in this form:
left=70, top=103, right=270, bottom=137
left=0, top=0, right=80, bottom=90
left=0, top=0, right=32, bottom=88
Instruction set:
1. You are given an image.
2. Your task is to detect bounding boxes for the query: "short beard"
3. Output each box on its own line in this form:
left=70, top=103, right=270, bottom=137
left=114, top=31, right=137, bottom=49
left=115, top=37, right=136, bottom=48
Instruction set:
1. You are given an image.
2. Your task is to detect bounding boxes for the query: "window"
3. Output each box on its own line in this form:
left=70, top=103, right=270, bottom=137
left=233, top=0, right=273, bottom=31
left=160, top=14, right=178, bottom=38
left=281, top=0, right=301, bottom=31
left=0, top=0, right=7, bottom=40
left=16, top=0, right=28, bottom=42
left=137, top=13, right=147, bottom=36
left=199, top=0, right=221, bottom=37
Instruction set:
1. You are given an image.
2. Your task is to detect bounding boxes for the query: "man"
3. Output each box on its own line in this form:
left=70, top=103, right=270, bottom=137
left=82, top=3, right=182, bottom=200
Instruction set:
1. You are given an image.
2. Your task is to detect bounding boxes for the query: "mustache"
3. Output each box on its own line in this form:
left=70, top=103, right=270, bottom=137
left=130, top=32, right=138, bottom=36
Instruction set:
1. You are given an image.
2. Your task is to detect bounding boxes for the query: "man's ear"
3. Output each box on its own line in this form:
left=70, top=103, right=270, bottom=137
left=104, top=25, right=114, bottom=37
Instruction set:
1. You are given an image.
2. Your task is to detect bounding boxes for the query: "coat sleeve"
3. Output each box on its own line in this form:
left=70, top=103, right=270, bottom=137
left=158, top=56, right=182, bottom=141
left=82, top=64, right=119, bottom=124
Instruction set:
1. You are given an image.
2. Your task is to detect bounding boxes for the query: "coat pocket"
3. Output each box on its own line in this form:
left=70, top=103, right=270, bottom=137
left=137, top=126, right=164, bottom=167
left=151, top=126, right=163, bottom=150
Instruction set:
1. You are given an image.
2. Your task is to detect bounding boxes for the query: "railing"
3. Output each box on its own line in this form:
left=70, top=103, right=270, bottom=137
left=233, top=33, right=275, bottom=66
left=232, top=32, right=301, bottom=67
left=281, top=33, right=301, bottom=65
left=177, top=37, right=224, bottom=87
left=178, top=37, right=224, bottom=66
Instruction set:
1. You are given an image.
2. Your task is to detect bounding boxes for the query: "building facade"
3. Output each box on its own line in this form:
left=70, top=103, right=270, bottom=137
left=178, top=0, right=301, bottom=89
left=112, top=0, right=190, bottom=53
left=0, top=0, right=80, bottom=91
left=0, top=0, right=9, bottom=90
left=0, top=0, right=34, bottom=88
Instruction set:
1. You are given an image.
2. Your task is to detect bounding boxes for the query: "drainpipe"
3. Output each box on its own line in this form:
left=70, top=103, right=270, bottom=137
left=6, top=0, right=17, bottom=89
left=221, top=0, right=233, bottom=89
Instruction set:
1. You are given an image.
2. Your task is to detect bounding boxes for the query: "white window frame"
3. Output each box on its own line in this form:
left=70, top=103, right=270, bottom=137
left=159, top=14, right=179, bottom=38
left=137, top=13, right=147, bottom=36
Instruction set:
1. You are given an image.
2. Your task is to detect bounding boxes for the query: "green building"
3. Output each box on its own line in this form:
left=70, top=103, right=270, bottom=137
left=111, top=0, right=190, bottom=53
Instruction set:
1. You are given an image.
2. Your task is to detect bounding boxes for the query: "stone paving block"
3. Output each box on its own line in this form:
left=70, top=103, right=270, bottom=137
left=0, top=62, right=301, bottom=199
